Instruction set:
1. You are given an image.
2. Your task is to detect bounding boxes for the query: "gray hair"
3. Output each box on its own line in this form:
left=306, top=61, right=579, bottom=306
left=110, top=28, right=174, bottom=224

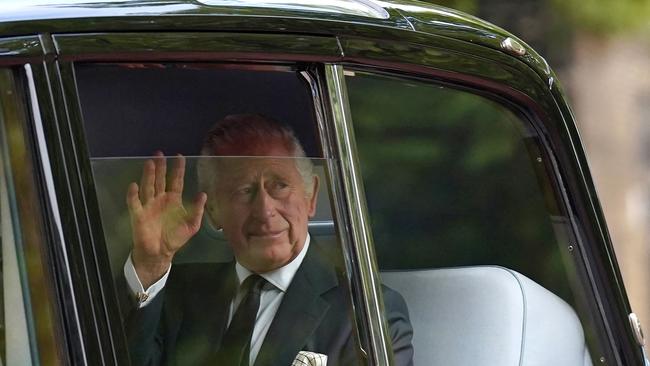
left=196, top=114, right=315, bottom=197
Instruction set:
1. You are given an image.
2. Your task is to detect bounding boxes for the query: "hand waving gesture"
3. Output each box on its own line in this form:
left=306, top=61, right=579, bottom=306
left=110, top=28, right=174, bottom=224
left=126, top=152, right=207, bottom=288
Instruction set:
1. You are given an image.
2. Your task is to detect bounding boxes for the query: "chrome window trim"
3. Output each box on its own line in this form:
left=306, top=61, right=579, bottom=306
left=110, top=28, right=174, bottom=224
left=25, top=64, right=88, bottom=364
left=302, top=67, right=371, bottom=359
left=324, top=63, right=392, bottom=366
left=195, top=0, right=390, bottom=19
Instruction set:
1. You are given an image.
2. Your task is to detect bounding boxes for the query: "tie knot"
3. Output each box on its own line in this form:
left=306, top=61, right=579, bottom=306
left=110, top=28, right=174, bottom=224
left=242, top=274, right=266, bottom=294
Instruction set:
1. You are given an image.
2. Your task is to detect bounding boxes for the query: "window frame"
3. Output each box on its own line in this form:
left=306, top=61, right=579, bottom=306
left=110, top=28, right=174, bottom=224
left=55, top=31, right=384, bottom=365
left=327, top=38, right=642, bottom=363
left=0, top=57, right=75, bottom=365
left=333, top=34, right=645, bottom=366
left=333, top=64, right=615, bottom=363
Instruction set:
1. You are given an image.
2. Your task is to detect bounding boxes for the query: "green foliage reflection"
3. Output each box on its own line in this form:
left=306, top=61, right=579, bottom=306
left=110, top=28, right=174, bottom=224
left=348, top=72, right=572, bottom=301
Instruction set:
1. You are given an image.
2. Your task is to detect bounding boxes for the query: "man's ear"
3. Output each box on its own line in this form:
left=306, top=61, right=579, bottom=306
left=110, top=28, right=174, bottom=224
left=307, top=175, right=319, bottom=218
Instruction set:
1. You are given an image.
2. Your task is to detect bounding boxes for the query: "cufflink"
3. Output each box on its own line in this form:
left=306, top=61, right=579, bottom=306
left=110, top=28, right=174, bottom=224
left=136, top=291, right=149, bottom=304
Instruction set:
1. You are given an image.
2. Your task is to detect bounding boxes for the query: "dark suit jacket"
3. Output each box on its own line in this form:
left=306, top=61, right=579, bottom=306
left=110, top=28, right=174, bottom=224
left=123, top=241, right=413, bottom=366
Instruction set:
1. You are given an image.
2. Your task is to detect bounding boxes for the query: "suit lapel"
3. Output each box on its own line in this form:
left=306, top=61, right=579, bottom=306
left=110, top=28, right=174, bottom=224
left=254, top=242, right=339, bottom=366
left=203, top=263, right=238, bottom=348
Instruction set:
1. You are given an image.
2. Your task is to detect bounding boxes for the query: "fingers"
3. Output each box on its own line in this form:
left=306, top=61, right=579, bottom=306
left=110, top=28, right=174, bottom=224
left=126, top=182, right=143, bottom=214
left=139, top=152, right=185, bottom=206
left=154, top=151, right=167, bottom=195
left=169, top=154, right=186, bottom=194
left=187, top=192, right=208, bottom=231
left=139, top=159, right=155, bottom=204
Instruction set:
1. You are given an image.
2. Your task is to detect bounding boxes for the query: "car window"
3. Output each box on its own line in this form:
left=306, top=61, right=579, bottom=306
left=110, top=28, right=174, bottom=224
left=346, top=70, right=603, bottom=364
left=75, top=63, right=371, bottom=365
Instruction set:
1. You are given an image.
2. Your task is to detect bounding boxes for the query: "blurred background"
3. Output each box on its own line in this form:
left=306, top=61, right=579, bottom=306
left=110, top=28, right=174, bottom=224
left=426, top=0, right=650, bottom=340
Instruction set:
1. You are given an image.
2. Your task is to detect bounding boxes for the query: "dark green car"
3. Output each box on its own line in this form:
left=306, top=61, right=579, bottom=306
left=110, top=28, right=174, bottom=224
left=0, top=0, right=648, bottom=365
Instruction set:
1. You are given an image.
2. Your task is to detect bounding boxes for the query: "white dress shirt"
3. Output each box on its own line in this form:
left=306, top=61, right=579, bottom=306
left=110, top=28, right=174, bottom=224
left=124, top=235, right=311, bottom=365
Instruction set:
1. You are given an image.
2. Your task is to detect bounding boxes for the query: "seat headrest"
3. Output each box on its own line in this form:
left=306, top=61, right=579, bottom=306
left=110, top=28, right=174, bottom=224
left=381, top=266, right=592, bottom=366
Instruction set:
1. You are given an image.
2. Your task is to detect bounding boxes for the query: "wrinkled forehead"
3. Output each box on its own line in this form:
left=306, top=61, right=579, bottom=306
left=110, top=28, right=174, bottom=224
left=215, top=156, right=303, bottom=185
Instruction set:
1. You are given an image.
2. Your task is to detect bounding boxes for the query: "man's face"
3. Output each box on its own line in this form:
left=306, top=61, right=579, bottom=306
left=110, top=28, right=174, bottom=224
left=207, top=145, right=318, bottom=273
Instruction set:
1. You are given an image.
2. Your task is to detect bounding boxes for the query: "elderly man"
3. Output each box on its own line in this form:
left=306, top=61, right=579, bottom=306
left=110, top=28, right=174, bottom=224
left=122, top=114, right=413, bottom=366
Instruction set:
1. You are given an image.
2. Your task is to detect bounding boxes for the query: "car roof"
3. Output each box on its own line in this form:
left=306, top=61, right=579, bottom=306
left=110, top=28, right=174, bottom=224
left=0, top=0, right=493, bottom=30
left=0, top=0, right=550, bottom=75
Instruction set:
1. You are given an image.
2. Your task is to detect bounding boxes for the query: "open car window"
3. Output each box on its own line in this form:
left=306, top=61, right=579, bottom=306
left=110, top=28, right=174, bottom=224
left=345, top=69, right=605, bottom=365
left=74, top=63, right=370, bottom=365
left=74, top=63, right=324, bottom=267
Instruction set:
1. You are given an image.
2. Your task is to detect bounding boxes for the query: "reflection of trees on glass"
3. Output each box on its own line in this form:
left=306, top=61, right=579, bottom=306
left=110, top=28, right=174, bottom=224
left=348, top=72, right=570, bottom=301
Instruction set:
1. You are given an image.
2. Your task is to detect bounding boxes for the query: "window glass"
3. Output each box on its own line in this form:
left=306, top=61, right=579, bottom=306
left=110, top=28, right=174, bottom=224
left=348, top=72, right=557, bottom=281
left=90, top=155, right=334, bottom=278
left=346, top=70, right=600, bottom=364
left=75, top=63, right=378, bottom=365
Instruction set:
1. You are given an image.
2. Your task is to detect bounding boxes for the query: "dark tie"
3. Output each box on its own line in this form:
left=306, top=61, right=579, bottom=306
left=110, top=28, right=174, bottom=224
left=215, top=274, right=266, bottom=366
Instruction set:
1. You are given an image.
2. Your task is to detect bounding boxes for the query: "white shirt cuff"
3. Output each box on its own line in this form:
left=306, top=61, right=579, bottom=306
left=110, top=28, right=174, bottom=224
left=124, top=253, right=171, bottom=308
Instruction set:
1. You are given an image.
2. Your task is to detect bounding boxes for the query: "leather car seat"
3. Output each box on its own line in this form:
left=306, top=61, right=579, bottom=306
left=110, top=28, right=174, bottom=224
left=381, top=266, right=593, bottom=366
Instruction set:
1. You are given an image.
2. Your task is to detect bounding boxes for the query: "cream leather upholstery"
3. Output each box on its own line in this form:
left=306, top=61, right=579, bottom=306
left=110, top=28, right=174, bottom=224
left=382, top=266, right=593, bottom=366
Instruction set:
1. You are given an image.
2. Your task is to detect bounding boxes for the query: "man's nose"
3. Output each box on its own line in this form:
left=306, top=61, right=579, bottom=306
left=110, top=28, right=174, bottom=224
left=251, top=186, right=276, bottom=219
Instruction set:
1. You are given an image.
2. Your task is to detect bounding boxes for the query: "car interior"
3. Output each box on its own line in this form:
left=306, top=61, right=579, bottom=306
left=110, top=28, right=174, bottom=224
left=382, top=266, right=593, bottom=365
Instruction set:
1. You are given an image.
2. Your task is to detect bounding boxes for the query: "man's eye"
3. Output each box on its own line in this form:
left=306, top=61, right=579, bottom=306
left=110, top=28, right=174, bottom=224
left=235, top=186, right=254, bottom=196
left=271, top=181, right=289, bottom=190
left=268, top=181, right=291, bottom=197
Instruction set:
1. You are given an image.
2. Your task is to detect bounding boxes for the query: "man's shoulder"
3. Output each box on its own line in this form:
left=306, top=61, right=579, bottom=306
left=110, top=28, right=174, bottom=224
left=381, top=283, right=410, bottom=315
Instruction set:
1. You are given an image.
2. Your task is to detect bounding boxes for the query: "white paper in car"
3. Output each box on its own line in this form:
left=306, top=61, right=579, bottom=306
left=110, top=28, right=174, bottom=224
left=291, top=351, right=328, bottom=366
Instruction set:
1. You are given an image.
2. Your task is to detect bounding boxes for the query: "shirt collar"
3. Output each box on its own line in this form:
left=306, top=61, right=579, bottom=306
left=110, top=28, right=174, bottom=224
left=235, top=234, right=311, bottom=292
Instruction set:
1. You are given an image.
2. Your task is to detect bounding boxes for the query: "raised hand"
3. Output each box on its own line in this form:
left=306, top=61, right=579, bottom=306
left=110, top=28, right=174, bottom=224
left=126, top=152, right=207, bottom=288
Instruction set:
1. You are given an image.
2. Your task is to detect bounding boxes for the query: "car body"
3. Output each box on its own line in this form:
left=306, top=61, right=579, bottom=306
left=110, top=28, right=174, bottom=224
left=0, top=0, right=648, bottom=365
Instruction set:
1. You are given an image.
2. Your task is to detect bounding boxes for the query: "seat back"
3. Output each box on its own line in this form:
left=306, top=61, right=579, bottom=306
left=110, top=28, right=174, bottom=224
left=381, top=266, right=593, bottom=366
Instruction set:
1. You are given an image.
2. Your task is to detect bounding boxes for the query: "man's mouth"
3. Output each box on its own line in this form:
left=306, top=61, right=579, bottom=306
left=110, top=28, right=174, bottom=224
left=248, top=229, right=287, bottom=239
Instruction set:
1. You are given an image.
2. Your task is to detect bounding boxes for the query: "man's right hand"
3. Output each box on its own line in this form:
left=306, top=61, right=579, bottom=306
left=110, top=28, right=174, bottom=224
left=126, top=152, right=207, bottom=289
